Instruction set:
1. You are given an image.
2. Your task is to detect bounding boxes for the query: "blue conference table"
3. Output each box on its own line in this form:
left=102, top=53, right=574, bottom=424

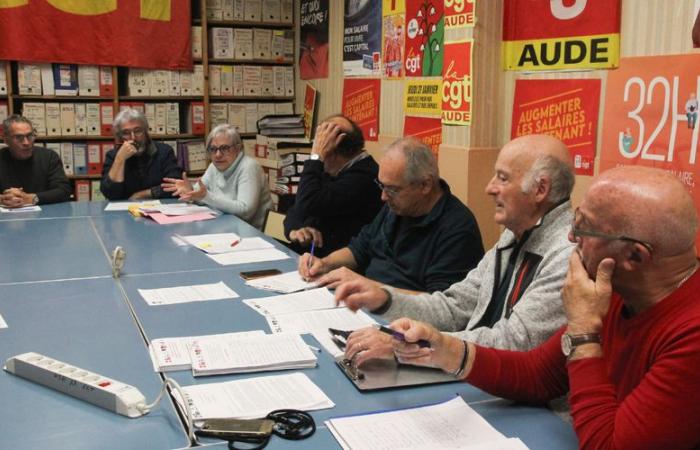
left=0, top=203, right=579, bottom=449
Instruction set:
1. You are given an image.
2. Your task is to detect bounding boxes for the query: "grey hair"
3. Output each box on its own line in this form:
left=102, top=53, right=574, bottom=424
left=388, top=137, right=439, bottom=184
left=521, top=155, right=575, bottom=203
left=113, top=108, right=149, bottom=137
left=206, top=124, right=242, bottom=150
left=2, top=114, right=33, bottom=137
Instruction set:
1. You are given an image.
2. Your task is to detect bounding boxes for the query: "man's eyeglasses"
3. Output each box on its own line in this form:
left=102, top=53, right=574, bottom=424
left=10, top=132, right=36, bottom=143
left=571, top=208, right=654, bottom=254
left=374, top=179, right=402, bottom=197
left=119, top=128, right=145, bottom=139
left=207, top=144, right=235, bottom=154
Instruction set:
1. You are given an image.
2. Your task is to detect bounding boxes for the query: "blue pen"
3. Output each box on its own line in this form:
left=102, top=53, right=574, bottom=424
left=308, top=240, right=315, bottom=270
left=376, top=324, right=431, bottom=348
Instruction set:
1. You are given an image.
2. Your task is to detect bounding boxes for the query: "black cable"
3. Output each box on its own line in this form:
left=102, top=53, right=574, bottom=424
left=225, top=409, right=315, bottom=450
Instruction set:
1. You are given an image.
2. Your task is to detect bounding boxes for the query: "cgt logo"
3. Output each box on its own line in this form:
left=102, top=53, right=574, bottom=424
left=0, top=0, right=171, bottom=20
left=442, top=60, right=471, bottom=109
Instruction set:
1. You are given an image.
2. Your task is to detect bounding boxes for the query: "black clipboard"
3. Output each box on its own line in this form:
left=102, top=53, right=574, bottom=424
left=334, top=356, right=459, bottom=391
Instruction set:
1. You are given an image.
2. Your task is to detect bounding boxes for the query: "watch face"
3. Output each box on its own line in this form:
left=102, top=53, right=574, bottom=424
left=560, top=334, right=572, bottom=356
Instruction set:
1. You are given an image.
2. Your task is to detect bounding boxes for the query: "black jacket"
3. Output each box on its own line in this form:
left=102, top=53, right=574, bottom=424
left=0, top=146, right=71, bottom=204
left=284, top=155, right=383, bottom=257
left=100, top=142, right=182, bottom=200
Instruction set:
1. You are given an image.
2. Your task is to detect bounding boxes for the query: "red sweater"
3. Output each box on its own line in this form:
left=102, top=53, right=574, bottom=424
left=467, top=270, right=700, bottom=449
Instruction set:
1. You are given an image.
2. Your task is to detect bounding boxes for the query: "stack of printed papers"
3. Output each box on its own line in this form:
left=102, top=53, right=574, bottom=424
left=190, top=332, right=317, bottom=376
left=149, top=330, right=265, bottom=372
left=176, top=233, right=289, bottom=264
left=245, top=270, right=317, bottom=293
left=137, top=281, right=239, bottom=306
left=243, top=287, right=337, bottom=316
left=173, top=372, right=335, bottom=420
left=326, top=396, right=529, bottom=450
left=265, top=308, right=376, bottom=358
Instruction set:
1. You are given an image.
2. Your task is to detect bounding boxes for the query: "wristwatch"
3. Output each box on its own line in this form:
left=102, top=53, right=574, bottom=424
left=561, top=333, right=600, bottom=358
left=31, top=194, right=39, bottom=205
left=309, top=153, right=320, bottom=161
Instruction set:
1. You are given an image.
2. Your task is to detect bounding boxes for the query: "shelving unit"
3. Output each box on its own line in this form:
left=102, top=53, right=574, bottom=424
left=0, top=0, right=296, bottom=201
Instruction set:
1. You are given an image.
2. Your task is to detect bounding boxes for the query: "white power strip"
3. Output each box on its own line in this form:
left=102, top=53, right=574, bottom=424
left=4, top=352, right=148, bottom=418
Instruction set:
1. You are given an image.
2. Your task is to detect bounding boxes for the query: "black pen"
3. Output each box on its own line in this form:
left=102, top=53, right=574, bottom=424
left=375, top=324, right=431, bottom=348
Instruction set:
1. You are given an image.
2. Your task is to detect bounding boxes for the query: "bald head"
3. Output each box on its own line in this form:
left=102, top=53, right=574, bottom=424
left=588, top=166, right=698, bottom=257
left=501, top=134, right=575, bottom=203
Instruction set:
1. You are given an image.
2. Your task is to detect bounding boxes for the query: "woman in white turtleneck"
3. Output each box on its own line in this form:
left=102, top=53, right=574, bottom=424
left=162, top=124, right=272, bottom=229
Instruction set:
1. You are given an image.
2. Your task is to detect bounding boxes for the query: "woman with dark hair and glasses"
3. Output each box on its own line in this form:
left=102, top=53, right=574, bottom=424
left=162, top=124, right=272, bottom=229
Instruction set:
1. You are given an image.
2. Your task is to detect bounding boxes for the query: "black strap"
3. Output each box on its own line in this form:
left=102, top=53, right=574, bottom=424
left=225, top=409, right=315, bottom=450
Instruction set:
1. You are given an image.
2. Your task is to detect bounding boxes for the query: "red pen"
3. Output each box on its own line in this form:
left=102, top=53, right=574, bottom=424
left=230, top=239, right=240, bottom=247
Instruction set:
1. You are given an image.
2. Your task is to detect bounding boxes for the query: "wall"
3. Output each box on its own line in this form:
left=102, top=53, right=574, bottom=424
left=297, top=0, right=700, bottom=248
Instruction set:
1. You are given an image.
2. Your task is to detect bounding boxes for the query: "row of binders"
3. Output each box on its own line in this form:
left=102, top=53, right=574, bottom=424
left=16, top=63, right=113, bottom=97
left=210, top=101, right=294, bottom=134
left=41, top=138, right=206, bottom=177
left=22, top=102, right=115, bottom=137
left=19, top=102, right=200, bottom=137
left=127, top=66, right=204, bottom=97
left=208, top=65, right=295, bottom=97
left=205, top=0, right=293, bottom=23
left=209, top=27, right=293, bottom=61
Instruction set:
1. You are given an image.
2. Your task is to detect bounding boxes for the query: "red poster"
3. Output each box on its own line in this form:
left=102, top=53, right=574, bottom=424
left=404, top=116, right=442, bottom=157
left=404, top=0, right=444, bottom=77
left=511, top=79, right=600, bottom=176
left=441, top=40, right=472, bottom=126
left=600, top=54, right=700, bottom=246
left=342, top=78, right=381, bottom=141
left=0, top=1, right=191, bottom=69
left=502, top=0, right=621, bottom=71
left=444, top=0, right=475, bottom=30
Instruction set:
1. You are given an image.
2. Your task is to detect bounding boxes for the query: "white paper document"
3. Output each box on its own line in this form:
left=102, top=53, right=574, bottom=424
left=149, top=330, right=265, bottom=372
left=173, top=372, right=335, bottom=420
left=243, top=288, right=337, bottom=316
left=208, top=248, right=290, bottom=265
left=138, top=281, right=239, bottom=306
left=326, top=396, right=529, bottom=450
left=266, top=308, right=376, bottom=357
left=0, top=206, right=41, bottom=213
left=0, top=313, right=7, bottom=329
left=177, top=232, right=242, bottom=254
left=245, top=270, right=317, bottom=293
left=190, top=332, right=317, bottom=376
left=104, top=200, right=161, bottom=211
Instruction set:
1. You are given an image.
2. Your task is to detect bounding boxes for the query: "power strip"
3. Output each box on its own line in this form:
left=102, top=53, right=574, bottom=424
left=4, top=352, right=148, bottom=418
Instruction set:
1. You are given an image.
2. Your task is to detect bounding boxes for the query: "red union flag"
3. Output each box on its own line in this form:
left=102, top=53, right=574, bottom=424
left=441, top=39, right=472, bottom=126
left=0, top=0, right=191, bottom=69
left=503, top=0, right=620, bottom=71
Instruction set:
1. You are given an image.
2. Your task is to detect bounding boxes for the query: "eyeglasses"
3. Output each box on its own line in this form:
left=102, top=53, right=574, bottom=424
left=207, top=144, right=235, bottom=154
left=119, top=127, right=145, bottom=139
left=10, top=132, right=36, bottom=143
left=374, top=179, right=403, bottom=197
left=571, top=208, right=654, bottom=254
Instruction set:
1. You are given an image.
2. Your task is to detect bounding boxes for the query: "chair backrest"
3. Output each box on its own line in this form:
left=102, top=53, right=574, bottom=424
left=263, top=210, right=290, bottom=243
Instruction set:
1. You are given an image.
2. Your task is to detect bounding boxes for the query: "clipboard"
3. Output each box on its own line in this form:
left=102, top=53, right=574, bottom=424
left=334, top=356, right=459, bottom=391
